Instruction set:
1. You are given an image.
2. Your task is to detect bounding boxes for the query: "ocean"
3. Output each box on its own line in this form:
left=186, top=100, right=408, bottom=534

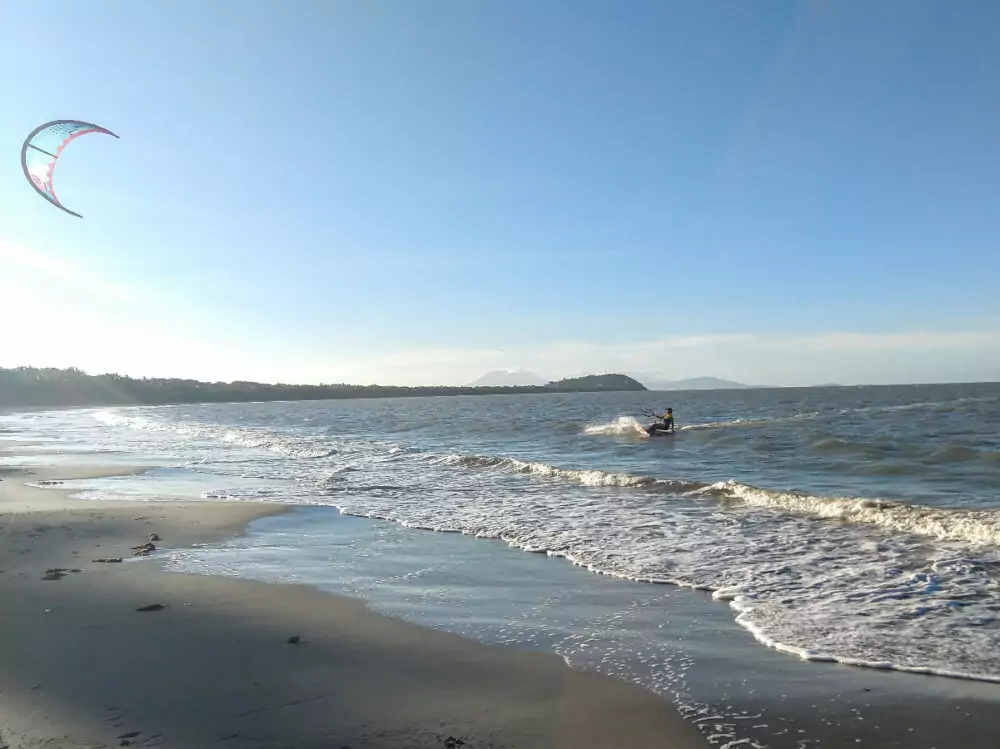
left=4, top=383, right=1000, bottom=747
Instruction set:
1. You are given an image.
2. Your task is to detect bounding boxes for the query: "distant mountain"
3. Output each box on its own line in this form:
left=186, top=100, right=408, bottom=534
left=468, top=369, right=547, bottom=387
left=642, top=376, right=752, bottom=391
left=546, top=373, right=647, bottom=391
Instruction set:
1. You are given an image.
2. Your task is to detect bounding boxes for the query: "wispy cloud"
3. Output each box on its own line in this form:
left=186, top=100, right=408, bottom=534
left=0, top=237, right=139, bottom=304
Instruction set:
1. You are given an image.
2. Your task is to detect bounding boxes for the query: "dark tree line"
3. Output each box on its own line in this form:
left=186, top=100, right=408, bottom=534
left=0, top=367, right=646, bottom=409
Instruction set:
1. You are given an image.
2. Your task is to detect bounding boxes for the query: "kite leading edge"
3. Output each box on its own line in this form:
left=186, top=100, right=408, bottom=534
left=20, top=120, right=119, bottom=218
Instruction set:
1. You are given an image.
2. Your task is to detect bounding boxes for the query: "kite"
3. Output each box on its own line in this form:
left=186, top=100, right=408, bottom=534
left=21, top=120, right=119, bottom=218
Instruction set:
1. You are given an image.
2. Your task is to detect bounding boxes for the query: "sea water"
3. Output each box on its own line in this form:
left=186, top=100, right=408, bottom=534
left=4, top=384, right=1000, bottom=746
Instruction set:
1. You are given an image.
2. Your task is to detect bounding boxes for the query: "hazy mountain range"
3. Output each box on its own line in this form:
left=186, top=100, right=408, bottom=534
left=466, top=370, right=549, bottom=387
left=469, top=371, right=755, bottom=390
left=638, top=376, right=753, bottom=391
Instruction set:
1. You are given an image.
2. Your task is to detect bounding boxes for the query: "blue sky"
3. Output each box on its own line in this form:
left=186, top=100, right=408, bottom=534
left=1, top=0, right=998, bottom=385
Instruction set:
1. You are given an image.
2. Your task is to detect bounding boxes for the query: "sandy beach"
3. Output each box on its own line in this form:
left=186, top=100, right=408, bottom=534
left=0, top=465, right=709, bottom=749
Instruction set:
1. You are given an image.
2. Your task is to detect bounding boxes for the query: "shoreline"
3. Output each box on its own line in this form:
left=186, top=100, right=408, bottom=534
left=7, top=464, right=1000, bottom=748
left=0, top=369, right=648, bottom=413
left=0, top=465, right=709, bottom=749
left=168, top=502, right=1000, bottom=749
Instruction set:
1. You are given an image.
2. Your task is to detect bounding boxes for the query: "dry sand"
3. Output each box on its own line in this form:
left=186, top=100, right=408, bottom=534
left=0, top=466, right=709, bottom=749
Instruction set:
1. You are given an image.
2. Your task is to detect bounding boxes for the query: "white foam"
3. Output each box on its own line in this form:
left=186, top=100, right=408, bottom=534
left=436, top=452, right=699, bottom=490
left=86, top=403, right=1000, bottom=684
left=200, top=487, right=281, bottom=500
left=430, top=448, right=1000, bottom=548
left=676, top=412, right=820, bottom=431
left=583, top=416, right=650, bottom=437
left=93, top=409, right=337, bottom=459
left=583, top=412, right=822, bottom=436
left=707, top=480, right=1000, bottom=546
left=339, top=483, right=1000, bottom=683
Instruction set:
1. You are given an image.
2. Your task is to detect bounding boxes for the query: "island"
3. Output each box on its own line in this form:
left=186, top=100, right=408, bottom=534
left=545, top=373, right=646, bottom=391
left=0, top=367, right=647, bottom=409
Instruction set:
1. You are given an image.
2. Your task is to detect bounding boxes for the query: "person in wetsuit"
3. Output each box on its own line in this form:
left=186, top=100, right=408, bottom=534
left=647, top=407, right=674, bottom=433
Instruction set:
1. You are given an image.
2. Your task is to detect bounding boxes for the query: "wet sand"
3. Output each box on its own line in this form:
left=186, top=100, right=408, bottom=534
left=0, top=465, right=709, bottom=749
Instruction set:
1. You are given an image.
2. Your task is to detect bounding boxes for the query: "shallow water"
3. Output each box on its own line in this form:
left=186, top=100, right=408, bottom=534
left=3, top=385, right=1000, bottom=687
left=156, top=506, right=1000, bottom=748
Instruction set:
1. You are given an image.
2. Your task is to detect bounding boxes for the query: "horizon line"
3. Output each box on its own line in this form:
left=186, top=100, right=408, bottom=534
left=2, top=365, right=998, bottom=393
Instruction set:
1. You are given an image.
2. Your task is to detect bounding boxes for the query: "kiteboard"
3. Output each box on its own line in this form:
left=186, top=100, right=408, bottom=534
left=646, top=428, right=676, bottom=437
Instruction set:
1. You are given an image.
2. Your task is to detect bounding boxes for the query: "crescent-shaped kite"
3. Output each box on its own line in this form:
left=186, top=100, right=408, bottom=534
left=21, top=120, right=119, bottom=218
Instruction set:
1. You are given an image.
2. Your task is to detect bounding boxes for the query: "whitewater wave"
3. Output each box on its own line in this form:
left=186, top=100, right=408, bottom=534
left=433, top=448, right=1000, bottom=548
left=51, top=401, right=1000, bottom=685
left=583, top=416, right=650, bottom=437
left=584, top=412, right=821, bottom=437
left=93, top=407, right=1000, bottom=549
left=330, top=484, right=1000, bottom=684
left=93, top=409, right=337, bottom=459
left=704, top=480, right=1000, bottom=546
left=200, top=487, right=282, bottom=500
left=434, top=452, right=703, bottom=491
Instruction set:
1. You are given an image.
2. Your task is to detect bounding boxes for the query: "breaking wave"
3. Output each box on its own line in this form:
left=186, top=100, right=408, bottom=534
left=435, top=452, right=702, bottom=491
left=82, top=399, right=1000, bottom=684
left=92, top=409, right=337, bottom=459
left=426, top=449, right=1000, bottom=549
left=583, top=416, right=650, bottom=437
left=92, top=407, right=1000, bottom=548
left=583, top=412, right=820, bottom=436
left=702, top=480, right=1000, bottom=546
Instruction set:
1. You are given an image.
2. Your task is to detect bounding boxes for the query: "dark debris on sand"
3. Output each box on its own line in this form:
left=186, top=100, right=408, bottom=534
left=41, top=568, right=81, bottom=581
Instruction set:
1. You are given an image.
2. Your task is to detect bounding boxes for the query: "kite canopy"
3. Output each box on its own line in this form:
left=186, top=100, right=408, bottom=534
left=21, top=119, right=119, bottom=218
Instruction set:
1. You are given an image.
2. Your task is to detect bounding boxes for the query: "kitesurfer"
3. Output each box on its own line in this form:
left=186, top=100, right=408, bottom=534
left=644, top=407, right=674, bottom=434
